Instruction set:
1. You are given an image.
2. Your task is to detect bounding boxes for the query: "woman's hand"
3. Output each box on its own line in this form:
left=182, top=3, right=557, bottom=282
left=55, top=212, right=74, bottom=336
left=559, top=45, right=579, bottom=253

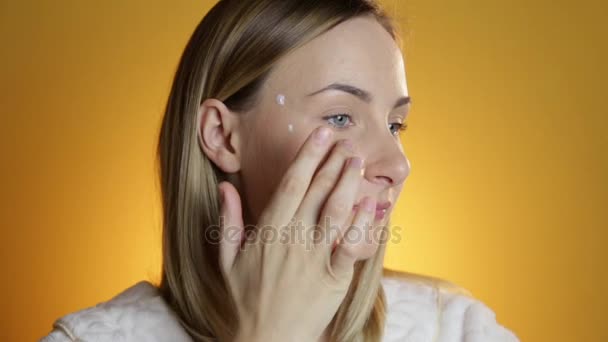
left=218, top=126, right=380, bottom=342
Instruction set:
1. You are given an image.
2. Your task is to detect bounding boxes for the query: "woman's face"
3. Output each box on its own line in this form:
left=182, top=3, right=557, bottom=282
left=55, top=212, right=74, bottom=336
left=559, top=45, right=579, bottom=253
left=238, top=16, right=411, bottom=227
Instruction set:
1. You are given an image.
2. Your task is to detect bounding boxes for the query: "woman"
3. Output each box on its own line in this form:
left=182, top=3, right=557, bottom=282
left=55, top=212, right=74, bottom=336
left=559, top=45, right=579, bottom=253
left=40, top=0, right=520, bottom=341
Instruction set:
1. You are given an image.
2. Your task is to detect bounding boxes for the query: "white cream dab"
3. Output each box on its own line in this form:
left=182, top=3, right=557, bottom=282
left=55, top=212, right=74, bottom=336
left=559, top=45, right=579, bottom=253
left=276, top=94, right=286, bottom=106
left=288, top=123, right=294, bottom=132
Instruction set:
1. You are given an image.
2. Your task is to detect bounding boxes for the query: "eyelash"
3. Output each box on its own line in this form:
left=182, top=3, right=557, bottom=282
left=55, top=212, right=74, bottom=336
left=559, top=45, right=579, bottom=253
left=323, top=113, right=408, bottom=136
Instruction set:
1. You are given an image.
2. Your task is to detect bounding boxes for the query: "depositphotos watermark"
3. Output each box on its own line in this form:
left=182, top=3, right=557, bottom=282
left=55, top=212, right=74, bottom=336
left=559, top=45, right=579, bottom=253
left=204, top=216, right=405, bottom=250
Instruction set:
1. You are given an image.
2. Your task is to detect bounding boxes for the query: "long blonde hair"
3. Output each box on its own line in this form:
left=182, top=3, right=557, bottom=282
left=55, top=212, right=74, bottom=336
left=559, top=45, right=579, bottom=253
left=156, top=1, right=403, bottom=341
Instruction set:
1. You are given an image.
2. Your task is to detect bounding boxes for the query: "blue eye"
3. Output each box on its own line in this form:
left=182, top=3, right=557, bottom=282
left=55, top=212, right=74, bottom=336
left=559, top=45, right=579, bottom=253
left=323, top=114, right=353, bottom=129
left=324, top=114, right=408, bottom=136
left=389, top=122, right=408, bottom=136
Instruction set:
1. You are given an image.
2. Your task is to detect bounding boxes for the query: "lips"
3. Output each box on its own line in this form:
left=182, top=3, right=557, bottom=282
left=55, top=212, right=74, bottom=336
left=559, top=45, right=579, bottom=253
left=374, top=201, right=391, bottom=220
left=375, top=201, right=391, bottom=210
left=374, top=210, right=386, bottom=220
left=353, top=200, right=392, bottom=220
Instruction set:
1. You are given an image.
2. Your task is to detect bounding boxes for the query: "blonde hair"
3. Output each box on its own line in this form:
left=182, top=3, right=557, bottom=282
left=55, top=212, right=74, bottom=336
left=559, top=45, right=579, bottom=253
left=156, top=0, right=402, bottom=341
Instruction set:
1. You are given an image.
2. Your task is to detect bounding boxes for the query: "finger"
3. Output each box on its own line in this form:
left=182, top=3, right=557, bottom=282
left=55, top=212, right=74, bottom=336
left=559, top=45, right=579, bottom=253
left=257, top=126, right=334, bottom=227
left=295, top=139, right=357, bottom=233
left=331, top=209, right=354, bottom=253
left=218, top=181, right=244, bottom=275
left=316, top=156, right=364, bottom=249
left=330, top=196, right=377, bottom=275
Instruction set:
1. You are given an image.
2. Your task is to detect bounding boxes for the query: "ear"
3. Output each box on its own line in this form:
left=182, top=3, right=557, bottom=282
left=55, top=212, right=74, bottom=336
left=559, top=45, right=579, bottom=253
left=196, top=98, right=241, bottom=173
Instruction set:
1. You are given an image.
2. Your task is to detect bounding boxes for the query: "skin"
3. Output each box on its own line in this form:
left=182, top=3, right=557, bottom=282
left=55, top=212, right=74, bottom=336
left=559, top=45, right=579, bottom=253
left=198, top=15, right=412, bottom=341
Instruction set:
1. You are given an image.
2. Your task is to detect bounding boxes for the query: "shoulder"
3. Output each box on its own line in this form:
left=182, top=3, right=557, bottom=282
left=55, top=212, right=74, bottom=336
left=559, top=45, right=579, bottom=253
left=39, top=274, right=520, bottom=342
left=39, top=281, right=193, bottom=342
left=381, top=268, right=520, bottom=342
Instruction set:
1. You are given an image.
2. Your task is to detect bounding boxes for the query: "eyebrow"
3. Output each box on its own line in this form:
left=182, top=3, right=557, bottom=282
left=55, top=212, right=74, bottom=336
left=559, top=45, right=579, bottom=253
left=306, top=82, right=411, bottom=110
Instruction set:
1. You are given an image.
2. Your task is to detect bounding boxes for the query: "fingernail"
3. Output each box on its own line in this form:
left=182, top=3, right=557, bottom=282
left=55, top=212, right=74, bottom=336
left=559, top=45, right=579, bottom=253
left=314, top=127, right=332, bottom=145
left=348, top=157, right=363, bottom=169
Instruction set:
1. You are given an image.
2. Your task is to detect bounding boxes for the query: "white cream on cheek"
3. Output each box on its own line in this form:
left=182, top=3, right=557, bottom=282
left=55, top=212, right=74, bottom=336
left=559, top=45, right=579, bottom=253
left=276, top=94, right=286, bottom=106
left=276, top=93, right=295, bottom=134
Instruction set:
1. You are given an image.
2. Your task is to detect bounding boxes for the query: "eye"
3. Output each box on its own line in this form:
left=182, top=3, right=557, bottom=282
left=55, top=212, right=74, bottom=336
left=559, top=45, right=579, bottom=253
left=323, top=113, right=407, bottom=135
left=323, top=114, right=354, bottom=129
left=389, top=122, right=408, bottom=136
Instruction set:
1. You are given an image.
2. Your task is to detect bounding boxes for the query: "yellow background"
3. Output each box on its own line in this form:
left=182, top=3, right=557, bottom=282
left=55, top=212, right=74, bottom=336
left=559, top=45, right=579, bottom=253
left=1, top=0, right=606, bottom=341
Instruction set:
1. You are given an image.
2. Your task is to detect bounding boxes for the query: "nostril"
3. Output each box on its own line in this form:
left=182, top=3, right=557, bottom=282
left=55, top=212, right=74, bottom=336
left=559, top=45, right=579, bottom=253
left=373, top=176, right=393, bottom=186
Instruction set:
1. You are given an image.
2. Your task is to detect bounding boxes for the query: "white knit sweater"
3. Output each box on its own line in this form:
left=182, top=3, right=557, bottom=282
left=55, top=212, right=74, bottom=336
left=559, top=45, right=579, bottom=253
left=39, top=272, right=520, bottom=342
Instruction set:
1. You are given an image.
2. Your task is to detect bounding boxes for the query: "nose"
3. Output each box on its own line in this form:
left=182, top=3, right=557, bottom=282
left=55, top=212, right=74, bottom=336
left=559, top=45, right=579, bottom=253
left=361, top=133, right=410, bottom=188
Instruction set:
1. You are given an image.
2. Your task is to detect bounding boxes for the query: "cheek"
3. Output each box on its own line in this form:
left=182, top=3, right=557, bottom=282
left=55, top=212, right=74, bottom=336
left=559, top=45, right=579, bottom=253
left=266, top=128, right=312, bottom=192
left=282, top=130, right=310, bottom=160
left=261, top=107, right=317, bottom=169
left=240, top=118, right=317, bottom=223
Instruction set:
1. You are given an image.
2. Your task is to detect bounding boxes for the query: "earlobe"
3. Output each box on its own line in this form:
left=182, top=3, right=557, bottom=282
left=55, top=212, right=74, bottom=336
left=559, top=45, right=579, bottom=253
left=197, top=98, right=241, bottom=173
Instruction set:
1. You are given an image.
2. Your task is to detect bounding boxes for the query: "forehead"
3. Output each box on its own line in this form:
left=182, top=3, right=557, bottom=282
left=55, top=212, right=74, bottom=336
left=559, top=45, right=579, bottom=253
left=265, top=16, right=408, bottom=99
